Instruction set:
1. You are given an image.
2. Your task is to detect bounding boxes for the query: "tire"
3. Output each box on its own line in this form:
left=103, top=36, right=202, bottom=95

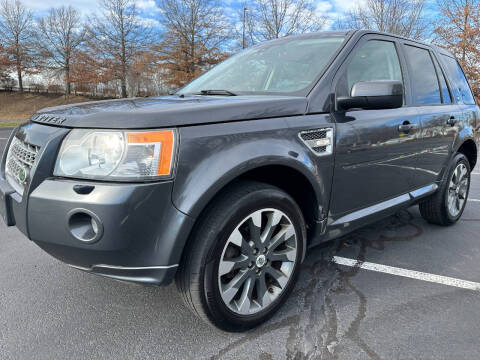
left=419, top=153, right=471, bottom=226
left=176, top=180, right=306, bottom=332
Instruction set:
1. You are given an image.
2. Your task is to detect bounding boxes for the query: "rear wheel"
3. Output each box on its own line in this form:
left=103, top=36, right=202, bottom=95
left=419, top=153, right=471, bottom=225
left=176, top=181, right=305, bottom=331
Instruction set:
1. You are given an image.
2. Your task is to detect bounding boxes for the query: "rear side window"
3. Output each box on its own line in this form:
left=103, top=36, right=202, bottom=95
left=432, top=56, right=452, bottom=104
left=337, top=40, right=403, bottom=98
left=404, top=45, right=441, bottom=105
left=440, top=55, right=475, bottom=105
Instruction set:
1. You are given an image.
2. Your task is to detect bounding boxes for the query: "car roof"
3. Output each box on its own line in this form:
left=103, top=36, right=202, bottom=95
left=351, top=30, right=455, bottom=57
left=271, top=29, right=456, bottom=58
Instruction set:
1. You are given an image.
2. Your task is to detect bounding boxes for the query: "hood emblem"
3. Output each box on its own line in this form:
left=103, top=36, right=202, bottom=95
left=31, top=114, right=67, bottom=125
left=16, top=166, right=29, bottom=184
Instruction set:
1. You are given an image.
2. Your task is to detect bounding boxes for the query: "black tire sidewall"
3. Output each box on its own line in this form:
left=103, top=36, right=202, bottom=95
left=443, top=154, right=471, bottom=223
left=201, top=187, right=305, bottom=331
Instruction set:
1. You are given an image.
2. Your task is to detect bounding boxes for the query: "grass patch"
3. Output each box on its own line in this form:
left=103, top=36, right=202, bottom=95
left=0, top=91, right=95, bottom=121
left=0, top=121, right=24, bottom=128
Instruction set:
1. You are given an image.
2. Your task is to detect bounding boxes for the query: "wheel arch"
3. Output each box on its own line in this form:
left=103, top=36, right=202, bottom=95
left=175, top=162, right=327, bottom=267
left=456, top=138, right=477, bottom=170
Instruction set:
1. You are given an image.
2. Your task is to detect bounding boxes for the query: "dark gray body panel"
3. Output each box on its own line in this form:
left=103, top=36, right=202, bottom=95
left=32, top=95, right=308, bottom=129
left=0, top=30, right=479, bottom=286
left=172, top=115, right=334, bottom=219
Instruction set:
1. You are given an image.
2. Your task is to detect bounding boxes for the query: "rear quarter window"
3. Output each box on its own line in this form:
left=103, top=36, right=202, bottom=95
left=440, top=54, right=476, bottom=105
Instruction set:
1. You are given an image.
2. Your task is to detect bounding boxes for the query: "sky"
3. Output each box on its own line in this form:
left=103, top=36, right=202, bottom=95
left=21, top=0, right=370, bottom=26
left=22, top=0, right=359, bottom=14
left=21, top=0, right=441, bottom=34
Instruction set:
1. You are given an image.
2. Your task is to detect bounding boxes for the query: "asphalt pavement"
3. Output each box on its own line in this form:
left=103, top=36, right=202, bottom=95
left=1, top=127, right=480, bottom=359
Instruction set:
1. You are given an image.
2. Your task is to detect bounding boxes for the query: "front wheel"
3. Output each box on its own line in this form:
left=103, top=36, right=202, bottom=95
left=176, top=181, right=306, bottom=331
left=420, top=153, right=471, bottom=225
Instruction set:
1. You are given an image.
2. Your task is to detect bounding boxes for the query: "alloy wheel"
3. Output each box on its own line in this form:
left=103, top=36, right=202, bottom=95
left=447, top=162, right=469, bottom=217
left=218, top=208, right=298, bottom=315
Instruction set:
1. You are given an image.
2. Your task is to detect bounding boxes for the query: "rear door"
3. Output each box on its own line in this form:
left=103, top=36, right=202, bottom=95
left=401, top=42, right=458, bottom=189
left=439, top=53, right=478, bottom=151
left=329, top=35, right=424, bottom=218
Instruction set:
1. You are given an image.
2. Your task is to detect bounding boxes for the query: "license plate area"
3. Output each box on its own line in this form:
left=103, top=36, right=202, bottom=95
left=0, top=178, right=15, bottom=226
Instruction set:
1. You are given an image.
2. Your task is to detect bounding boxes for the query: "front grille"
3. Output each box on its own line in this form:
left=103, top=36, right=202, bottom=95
left=5, top=137, right=40, bottom=195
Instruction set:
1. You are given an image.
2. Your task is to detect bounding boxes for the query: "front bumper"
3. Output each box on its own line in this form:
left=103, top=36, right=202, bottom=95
left=28, top=179, right=193, bottom=285
left=1, top=124, right=194, bottom=285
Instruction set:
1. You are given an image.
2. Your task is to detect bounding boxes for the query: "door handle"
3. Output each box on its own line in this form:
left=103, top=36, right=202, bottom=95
left=447, top=116, right=457, bottom=126
left=398, top=121, right=417, bottom=133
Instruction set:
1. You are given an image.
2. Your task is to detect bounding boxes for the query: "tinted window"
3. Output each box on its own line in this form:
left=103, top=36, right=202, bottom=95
left=339, top=40, right=402, bottom=97
left=432, top=56, right=452, bottom=103
left=404, top=45, right=441, bottom=104
left=441, top=55, right=475, bottom=105
left=180, top=36, right=345, bottom=95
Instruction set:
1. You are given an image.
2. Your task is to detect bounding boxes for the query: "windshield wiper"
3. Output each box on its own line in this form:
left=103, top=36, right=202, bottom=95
left=196, top=89, right=237, bottom=96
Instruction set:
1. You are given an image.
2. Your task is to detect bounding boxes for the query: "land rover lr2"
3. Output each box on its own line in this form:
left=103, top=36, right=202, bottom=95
left=1, top=30, right=479, bottom=331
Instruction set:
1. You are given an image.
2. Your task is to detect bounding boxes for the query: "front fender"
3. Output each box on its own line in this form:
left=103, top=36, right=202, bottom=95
left=172, top=117, right=333, bottom=220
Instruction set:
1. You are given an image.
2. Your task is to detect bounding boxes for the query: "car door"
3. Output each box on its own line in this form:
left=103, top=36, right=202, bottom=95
left=329, top=35, right=424, bottom=219
left=401, top=42, right=459, bottom=189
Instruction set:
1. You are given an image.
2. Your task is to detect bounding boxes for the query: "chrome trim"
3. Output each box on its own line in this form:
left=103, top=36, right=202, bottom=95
left=68, top=263, right=179, bottom=271
left=410, top=184, right=438, bottom=199
left=332, top=183, right=439, bottom=226
left=333, top=194, right=411, bottom=225
left=94, top=264, right=179, bottom=270
left=67, top=264, right=91, bottom=271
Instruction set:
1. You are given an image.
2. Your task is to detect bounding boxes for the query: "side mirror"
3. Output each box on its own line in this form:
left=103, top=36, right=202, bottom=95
left=337, top=80, right=404, bottom=111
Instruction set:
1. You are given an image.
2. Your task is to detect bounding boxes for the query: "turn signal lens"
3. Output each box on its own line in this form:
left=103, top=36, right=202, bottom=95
left=127, top=130, right=175, bottom=176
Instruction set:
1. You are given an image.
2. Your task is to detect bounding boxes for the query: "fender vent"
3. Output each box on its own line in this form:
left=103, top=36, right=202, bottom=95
left=299, top=128, right=333, bottom=156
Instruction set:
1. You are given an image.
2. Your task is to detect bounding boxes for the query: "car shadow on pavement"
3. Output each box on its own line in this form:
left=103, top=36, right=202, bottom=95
left=209, top=209, right=424, bottom=360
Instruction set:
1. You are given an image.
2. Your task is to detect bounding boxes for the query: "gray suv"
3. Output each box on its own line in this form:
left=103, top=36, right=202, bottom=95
left=1, top=30, right=479, bottom=331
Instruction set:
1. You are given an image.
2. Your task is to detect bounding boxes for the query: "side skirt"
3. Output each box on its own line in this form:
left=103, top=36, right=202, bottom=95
left=309, top=183, right=438, bottom=247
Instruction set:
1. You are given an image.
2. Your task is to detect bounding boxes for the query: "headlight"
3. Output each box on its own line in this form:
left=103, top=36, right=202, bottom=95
left=54, top=129, right=177, bottom=181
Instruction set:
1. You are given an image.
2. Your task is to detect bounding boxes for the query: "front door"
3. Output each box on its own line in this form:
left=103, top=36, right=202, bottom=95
left=329, top=36, right=423, bottom=220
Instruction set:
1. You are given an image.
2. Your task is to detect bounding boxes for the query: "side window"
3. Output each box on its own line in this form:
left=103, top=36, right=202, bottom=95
left=440, top=54, right=476, bottom=105
left=404, top=45, right=441, bottom=104
left=432, top=55, right=452, bottom=104
left=337, top=40, right=403, bottom=98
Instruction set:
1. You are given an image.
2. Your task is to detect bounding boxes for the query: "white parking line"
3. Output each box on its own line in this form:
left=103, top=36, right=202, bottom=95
left=0, top=138, right=7, bottom=140
left=333, top=256, right=480, bottom=291
left=470, top=199, right=480, bottom=202
left=473, top=172, right=480, bottom=176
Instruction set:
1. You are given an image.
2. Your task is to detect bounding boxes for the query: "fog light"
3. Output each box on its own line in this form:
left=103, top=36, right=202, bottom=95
left=67, top=209, right=103, bottom=244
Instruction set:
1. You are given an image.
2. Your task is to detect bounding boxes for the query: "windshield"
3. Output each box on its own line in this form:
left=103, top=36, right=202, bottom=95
left=179, top=35, right=346, bottom=96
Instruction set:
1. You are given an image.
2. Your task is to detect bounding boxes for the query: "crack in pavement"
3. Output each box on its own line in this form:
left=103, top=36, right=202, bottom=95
left=211, top=210, right=425, bottom=360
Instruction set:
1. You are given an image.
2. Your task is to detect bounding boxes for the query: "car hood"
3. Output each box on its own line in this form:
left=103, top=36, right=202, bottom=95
left=30, top=95, right=308, bottom=129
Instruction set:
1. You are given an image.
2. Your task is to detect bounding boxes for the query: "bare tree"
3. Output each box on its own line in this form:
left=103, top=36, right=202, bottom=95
left=89, top=0, right=154, bottom=98
left=0, top=0, right=37, bottom=92
left=341, top=0, right=427, bottom=40
left=249, top=0, right=327, bottom=42
left=158, top=0, right=230, bottom=89
left=38, top=6, right=86, bottom=96
left=434, top=0, right=480, bottom=94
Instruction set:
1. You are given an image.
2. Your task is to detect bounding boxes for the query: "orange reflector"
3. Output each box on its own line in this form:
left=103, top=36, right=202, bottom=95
left=127, top=130, right=175, bottom=176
